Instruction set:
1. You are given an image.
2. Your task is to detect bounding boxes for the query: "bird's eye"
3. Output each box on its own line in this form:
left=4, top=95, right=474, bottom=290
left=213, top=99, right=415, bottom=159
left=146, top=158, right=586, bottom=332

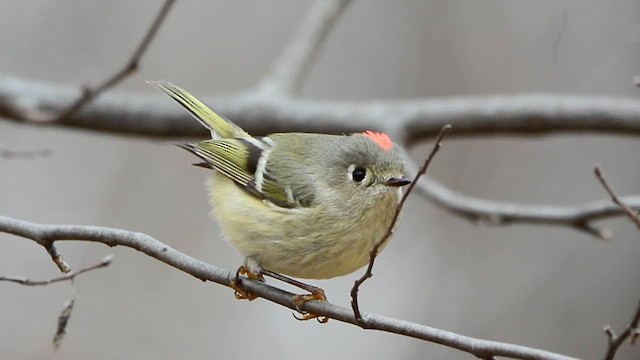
left=352, top=167, right=367, bottom=182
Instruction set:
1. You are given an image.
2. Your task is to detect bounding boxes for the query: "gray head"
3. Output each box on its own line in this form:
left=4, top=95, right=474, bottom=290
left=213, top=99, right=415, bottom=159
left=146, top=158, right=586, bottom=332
left=325, top=131, right=410, bottom=198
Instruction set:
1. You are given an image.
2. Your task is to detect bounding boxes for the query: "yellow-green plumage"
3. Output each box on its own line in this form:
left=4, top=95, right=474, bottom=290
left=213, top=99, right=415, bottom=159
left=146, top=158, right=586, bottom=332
left=151, top=81, right=409, bottom=279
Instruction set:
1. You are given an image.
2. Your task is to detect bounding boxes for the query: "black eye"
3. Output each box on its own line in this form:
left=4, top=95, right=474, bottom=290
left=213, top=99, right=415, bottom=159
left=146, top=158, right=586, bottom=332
left=352, top=167, right=367, bottom=182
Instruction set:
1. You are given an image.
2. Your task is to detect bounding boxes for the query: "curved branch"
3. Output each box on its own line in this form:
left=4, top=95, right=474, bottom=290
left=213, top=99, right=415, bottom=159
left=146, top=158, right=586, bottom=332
left=408, top=161, right=640, bottom=239
left=3, top=75, right=640, bottom=140
left=0, top=215, right=576, bottom=360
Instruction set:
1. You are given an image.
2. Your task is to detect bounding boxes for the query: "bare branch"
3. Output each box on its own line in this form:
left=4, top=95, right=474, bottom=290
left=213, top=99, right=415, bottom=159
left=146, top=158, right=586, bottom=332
left=602, top=301, right=640, bottom=360
left=0, top=214, right=576, bottom=360
left=351, top=125, right=450, bottom=322
left=0, top=255, right=112, bottom=286
left=34, top=0, right=176, bottom=123
left=3, top=75, right=640, bottom=140
left=594, top=166, right=640, bottom=231
left=411, top=167, right=640, bottom=239
left=258, top=0, right=353, bottom=96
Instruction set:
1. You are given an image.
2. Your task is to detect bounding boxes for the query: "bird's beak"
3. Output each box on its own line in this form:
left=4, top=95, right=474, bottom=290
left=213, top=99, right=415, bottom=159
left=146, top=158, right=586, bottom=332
left=385, top=177, right=412, bottom=187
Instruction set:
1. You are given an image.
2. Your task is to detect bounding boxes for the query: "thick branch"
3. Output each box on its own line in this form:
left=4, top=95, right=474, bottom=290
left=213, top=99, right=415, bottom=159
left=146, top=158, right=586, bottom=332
left=0, top=215, right=576, bottom=360
left=3, top=75, right=640, bottom=140
left=259, top=0, right=353, bottom=95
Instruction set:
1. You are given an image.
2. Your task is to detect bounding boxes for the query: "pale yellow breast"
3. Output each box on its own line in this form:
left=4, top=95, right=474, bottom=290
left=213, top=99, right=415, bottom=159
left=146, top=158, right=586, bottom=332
left=207, top=173, right=400, bottom=279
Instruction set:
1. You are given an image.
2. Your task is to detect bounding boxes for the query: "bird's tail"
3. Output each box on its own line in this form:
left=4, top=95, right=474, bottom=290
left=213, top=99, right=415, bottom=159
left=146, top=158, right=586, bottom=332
left=148, top=80, right=248, bottom=139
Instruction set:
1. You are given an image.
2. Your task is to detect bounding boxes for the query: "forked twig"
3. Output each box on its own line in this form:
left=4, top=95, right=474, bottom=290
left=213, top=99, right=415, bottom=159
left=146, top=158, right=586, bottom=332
left=45, top=0, right=176, bottom=123
left=350, top=124, right=451, bottom=323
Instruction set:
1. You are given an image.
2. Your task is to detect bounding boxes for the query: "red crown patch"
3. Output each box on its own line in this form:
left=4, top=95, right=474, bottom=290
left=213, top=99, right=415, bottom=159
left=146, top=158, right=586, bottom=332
left=362, top=131, right=393, bottom=151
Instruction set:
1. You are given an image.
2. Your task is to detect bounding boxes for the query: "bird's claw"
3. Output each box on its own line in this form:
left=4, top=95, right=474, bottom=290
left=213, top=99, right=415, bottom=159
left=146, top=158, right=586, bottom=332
left=292, top=311, right=329, bottom=323
left=230, top=266, right=264, bottom=301
left=291, top=290, right=329, bottom=323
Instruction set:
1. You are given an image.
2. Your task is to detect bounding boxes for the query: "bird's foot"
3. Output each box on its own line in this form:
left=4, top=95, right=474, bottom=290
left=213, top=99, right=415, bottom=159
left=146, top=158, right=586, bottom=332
left=292, top=289, right=329, bottom=323
left=230, top=266, right=264, bottom=301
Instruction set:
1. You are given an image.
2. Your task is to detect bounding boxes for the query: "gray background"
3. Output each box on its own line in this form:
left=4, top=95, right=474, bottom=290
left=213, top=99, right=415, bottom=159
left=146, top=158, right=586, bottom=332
left=1, top=1, right=639, bottom=359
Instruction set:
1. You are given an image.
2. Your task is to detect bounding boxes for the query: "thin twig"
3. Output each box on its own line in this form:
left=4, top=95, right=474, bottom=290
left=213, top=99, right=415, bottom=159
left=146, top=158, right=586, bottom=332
left=258, top=0, right=354, bottom=96
left=0, top=254, right=113, bottom=286
left=0, top=214, right=575, bottom=360
left=350, top=125, right=451, bottom=323
left=43, top=0, right=176, bottom=123
left=594, top=166, right=640, bottom=231
left=602, top=301, right=640, bottom=360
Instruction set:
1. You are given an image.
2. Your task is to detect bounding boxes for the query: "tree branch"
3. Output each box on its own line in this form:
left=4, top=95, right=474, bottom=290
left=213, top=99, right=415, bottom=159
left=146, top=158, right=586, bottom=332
left=258, top=0, right=353, bottom=96
left=410, top=163, right=640, bottom=239
left=3, top=74, right=640, bottom=140
left=0, top=214, right=576, bottom=360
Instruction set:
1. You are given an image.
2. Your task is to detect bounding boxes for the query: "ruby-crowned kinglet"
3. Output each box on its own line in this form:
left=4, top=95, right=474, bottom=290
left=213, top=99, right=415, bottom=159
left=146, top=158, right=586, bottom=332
left=151, top=81, right=411, bottom=280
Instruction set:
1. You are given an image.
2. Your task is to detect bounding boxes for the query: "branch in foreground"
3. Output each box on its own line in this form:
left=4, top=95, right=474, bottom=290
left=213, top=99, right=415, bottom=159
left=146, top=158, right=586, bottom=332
left=0, top=215, right=576, bottom=360
left=351, top=124, right=450, bottom=322
left=410, top=164, right=640, bottom=239
left=258, top=0, right=353, bottom=96
left=28, top=0, right=176, bottom=123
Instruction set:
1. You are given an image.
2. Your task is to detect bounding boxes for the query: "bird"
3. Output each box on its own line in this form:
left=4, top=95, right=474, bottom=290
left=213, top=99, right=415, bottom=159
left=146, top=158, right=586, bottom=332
left=150, top=80, right=411, bottom=319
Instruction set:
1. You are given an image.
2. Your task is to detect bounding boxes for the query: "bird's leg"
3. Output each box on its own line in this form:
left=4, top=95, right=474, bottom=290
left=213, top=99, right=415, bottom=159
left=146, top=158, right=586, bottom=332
left=261, top=269, right=329, bottom=323
left=230, top=266, right=264, bottom=301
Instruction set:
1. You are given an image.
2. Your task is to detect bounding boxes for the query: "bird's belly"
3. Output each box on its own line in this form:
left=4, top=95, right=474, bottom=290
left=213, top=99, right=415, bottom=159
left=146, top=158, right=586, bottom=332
left=208, top=174, right=399, bottom=279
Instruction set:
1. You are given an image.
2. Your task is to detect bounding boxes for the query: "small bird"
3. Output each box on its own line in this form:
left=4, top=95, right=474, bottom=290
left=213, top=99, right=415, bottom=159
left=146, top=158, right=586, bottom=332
left=151, top=81, right=411, bottom=314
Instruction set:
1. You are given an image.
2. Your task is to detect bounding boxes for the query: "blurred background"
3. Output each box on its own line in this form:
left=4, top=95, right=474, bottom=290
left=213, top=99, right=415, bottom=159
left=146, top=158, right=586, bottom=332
left=1, top=1, right=639, bottom=359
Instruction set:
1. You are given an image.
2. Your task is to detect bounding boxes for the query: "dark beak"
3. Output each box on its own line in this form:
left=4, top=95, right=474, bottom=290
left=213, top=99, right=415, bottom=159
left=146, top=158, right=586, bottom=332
left=385, top=177, right=412, bottom=187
